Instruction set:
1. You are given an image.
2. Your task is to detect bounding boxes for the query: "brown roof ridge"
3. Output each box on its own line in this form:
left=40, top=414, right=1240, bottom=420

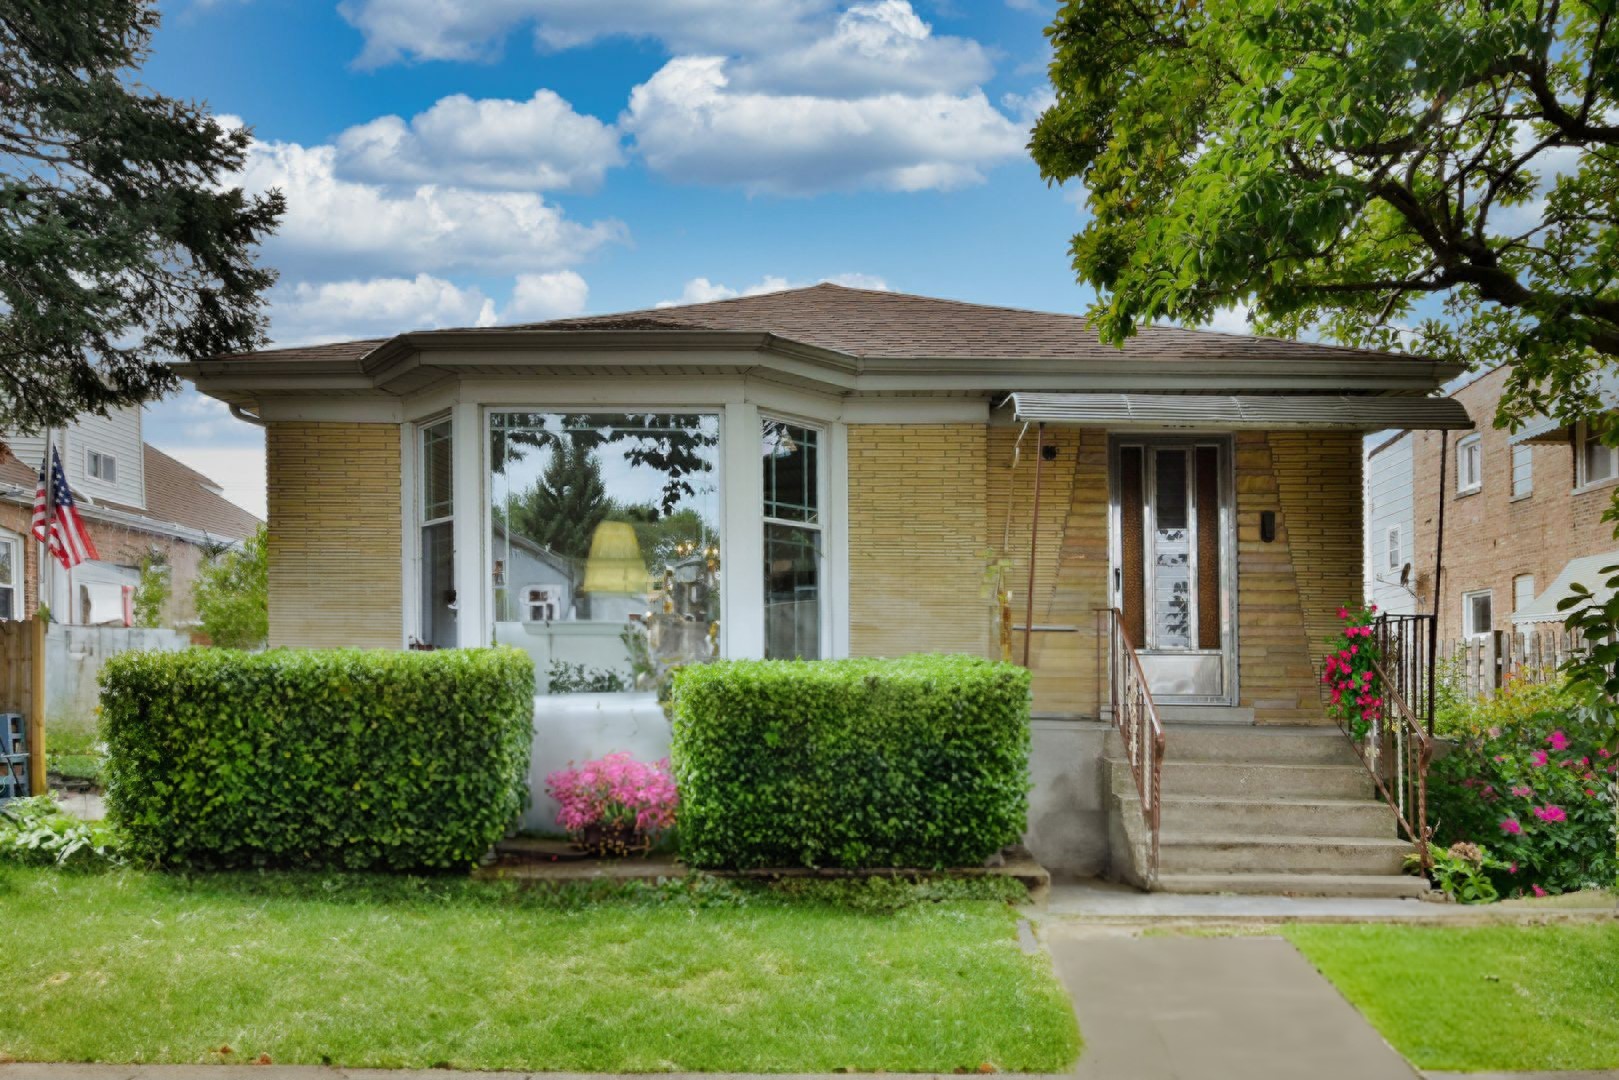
left=210, top=337, right=389, bottom=362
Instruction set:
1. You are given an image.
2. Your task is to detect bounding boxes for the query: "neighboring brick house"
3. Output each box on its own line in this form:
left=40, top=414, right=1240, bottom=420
left=0, top=408, right=261, bottom=627
left=179, top=284, right=1469, bottom=891
left=1373, top=364, right=1619, bottom=643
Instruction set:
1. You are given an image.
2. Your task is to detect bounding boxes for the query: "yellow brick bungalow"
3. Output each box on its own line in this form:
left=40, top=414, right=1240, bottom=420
left=179, top=285, right=1471, bottom=893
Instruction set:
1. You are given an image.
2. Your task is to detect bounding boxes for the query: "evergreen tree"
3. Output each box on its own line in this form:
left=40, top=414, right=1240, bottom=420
left=0, top=0, right=283, bottom=432
left=510, top=442, right=609, bottom=561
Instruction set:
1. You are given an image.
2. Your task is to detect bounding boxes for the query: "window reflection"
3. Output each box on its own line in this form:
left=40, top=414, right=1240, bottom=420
left=489, top=412, right=721, bottom=694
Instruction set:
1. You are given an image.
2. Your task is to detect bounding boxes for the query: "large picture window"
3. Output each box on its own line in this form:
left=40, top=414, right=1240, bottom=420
left=762, top=419, right=822, bottom=659
left=489, top=412, right=721, bottom=694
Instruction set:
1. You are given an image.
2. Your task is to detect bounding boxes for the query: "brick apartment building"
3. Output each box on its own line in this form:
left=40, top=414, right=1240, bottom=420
left=1368, top=365, right=1619, bottom=643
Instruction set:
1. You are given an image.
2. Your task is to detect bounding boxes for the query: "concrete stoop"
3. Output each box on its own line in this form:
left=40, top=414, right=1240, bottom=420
left=1105, top=724, right=1431, bottom=899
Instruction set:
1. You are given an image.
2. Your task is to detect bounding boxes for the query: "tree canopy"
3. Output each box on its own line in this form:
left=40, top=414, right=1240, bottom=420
left=1032, top=0, right=1619, bottom=432
left=0, top=0, right=283, bottom=433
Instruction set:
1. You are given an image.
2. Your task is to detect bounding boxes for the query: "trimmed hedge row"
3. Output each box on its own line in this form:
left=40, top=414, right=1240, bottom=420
left=670, top=654, right=1031, bottom=869
left=100, top=647, right=534, bottom=870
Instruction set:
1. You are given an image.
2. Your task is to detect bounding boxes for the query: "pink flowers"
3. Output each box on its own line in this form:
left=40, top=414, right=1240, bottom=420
left=1531, top=805, right=1567, bottom=824
left=1510, top=785, right=1534, bottom=798
left=1530, top=750, right=1549, bottom=768
left=1499, top=818, right=1523, bottom=835
left=1532, top=884, right=1548, bottom=898
left=546, top=752, right=678, bottom=848
left=1547, top=730, right=1571, bottom=752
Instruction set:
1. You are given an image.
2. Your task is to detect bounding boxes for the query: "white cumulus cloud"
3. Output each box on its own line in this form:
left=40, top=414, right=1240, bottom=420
left=334, top=90, right=623, bottom=191
left=234, top=136, right=625, bottom=278
left=622, top=56, right=1025, bottom=194
left=268, top=274, right=499, bottom=346
left=656, top=271, right=888, bottom=307
left=339, top=0, right=823, bottom=67
left=506, top=270, right=590, bottom=321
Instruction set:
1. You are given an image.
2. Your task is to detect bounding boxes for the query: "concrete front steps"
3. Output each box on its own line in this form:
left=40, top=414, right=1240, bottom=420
left=1106, top=723, right=1430, bottom=899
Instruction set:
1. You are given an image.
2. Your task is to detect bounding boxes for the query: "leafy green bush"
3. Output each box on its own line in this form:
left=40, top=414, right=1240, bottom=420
left=1429, top=675, right=1615, bottom=895
left=670, top=655, right=1031, bottom=870
left=100, top=647, right=534, bottom=870
left=193, top=526, right=268, bottom=649
left=0, top=796, right=120, bottom=868
left=1406, top=841, right=1507, bottom=904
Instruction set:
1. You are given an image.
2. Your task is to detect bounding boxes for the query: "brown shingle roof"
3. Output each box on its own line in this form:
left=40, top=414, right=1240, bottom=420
left=203, top=284, right=1429, bottom=366
left=0, top=444, right=259, bottom=541
left=136, top=446, right=261, bottom=540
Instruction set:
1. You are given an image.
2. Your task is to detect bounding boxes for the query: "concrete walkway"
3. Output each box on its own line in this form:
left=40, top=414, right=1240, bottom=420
left=1048, top=934, right=1418, bottom=1080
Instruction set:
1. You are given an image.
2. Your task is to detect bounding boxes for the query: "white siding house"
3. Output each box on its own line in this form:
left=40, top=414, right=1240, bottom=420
left=1365, top=431, right=1417, bottom=614
left=6, top=406, right=146, bottom=511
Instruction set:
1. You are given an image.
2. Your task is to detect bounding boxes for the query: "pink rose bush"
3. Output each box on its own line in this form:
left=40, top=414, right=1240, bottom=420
left=1322, top=603, right=1383, bottom=740
left=546, top=752, right=678, bottom=857
left=1430, top=676, right=1615, bottom=898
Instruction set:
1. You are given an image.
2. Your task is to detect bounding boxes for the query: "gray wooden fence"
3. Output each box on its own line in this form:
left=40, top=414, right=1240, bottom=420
left=1437, top=628, right=1586, bottom=699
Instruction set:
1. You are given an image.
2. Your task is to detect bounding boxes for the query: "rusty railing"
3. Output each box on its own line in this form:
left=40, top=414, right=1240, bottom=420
left=1099, top=608, right=1166, bottom=883
left=1339, top=613, right=1436, bottom=869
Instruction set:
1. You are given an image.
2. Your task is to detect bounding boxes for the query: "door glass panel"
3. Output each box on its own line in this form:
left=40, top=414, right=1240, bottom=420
left=1152, top=450, right=1192, bottom=649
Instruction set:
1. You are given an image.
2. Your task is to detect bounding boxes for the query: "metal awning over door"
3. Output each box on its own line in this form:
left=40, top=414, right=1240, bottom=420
left=1003, top=392, right=1473, bottom=430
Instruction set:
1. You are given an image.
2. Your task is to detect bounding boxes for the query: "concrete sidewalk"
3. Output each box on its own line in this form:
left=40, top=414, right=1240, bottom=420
left=1048, top=934, right=1418, bottom=1080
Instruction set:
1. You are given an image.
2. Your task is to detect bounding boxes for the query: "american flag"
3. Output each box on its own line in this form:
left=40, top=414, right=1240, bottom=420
left=32, top=447, right=98, bottom=569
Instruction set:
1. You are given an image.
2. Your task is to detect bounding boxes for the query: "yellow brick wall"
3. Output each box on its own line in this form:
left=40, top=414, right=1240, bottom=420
left=847, top=424, right=993, bottom=657
left=1235, top=431, right=1363, bottom=724
left=986, top=426, right=1110, bottom=715
left=266, top=422, right=404, bottom=649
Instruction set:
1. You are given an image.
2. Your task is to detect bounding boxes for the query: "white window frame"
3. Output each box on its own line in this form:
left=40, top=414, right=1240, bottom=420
left=1455, top=434, right=1482, bottom=494
left=0, top=529, right=20, bottom=620
left=416, top=417, right=456, bottom=649
left=86, top=449, right=117, bottom=484
left=1513, top=574, right=1536, bottom=614
left=1511, top=443, right=1533, bottom=499
left=1462, top=588, right=1494, bottom=639
left=1384, top=524, right=1403, bottom=574
left=761, top=414, right=830, bottom=660
left=1574, top=419, right=1619, bottom=490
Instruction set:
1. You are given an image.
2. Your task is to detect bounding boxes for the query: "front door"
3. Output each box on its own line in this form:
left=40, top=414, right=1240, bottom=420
left=1110, top=437, right=1235, bottom=702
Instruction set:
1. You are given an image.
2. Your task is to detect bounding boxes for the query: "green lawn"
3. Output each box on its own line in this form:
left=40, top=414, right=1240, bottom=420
left=0, top=868, right=1079, bottom=1072
left=1287, top=922, right=1619, bottom=1072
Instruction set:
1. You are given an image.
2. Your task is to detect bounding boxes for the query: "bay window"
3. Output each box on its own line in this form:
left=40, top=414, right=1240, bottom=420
left=762, top=418, right=822, bottom=659
left=489, top=412, right=721, bottom=694
left=419, top=419, right=456, bottom=648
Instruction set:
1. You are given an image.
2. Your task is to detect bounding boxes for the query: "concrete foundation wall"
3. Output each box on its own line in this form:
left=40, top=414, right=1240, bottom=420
left=44, top=624, right=190, bottom=735
left=520, top=696, right=1109, bottom=874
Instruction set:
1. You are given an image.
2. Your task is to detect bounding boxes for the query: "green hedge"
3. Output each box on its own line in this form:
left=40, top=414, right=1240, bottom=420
left=670, top=655, right=1031, bottom=869
left=100, top=647, right=534, bottom=870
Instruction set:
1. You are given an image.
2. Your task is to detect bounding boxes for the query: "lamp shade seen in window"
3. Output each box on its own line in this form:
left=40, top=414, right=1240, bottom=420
left=580, top=521, right=649, bottom=594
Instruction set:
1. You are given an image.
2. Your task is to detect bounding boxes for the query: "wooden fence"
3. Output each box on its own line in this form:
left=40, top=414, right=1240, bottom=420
left=0, top=619, right=46, bottom=796
left=1437, top=628, right=1586, bottom=700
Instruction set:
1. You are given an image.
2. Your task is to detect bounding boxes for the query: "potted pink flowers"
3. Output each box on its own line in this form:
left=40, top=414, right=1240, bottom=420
left=545, top=752, right=678, bottom=857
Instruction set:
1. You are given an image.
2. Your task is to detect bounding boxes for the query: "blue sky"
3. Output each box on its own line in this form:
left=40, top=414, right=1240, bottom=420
left=142, top=0, right=1125, bottom=515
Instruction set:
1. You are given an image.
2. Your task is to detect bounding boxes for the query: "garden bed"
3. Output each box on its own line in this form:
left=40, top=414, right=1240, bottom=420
left=0, top=867, right=1079, bottom=1072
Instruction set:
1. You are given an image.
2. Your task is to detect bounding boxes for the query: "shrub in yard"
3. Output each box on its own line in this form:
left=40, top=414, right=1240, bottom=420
left=670, top=654, right=1031, bottom=869
left=1429, top=676, right=1615, bottom=896
left=100, top=647, right=534, bottom=870
left=546, top=752, right=678, bottom=856
left=0, top=796, right=120, bottom=869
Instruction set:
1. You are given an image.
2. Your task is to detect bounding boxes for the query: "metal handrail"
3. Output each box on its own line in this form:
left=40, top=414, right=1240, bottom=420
left=1335, top=613, right=1436, bottom=871
left=1099, top=608, right=1166, bottom=883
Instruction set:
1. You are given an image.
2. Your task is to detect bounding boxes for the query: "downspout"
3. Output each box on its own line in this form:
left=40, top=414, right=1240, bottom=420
left=1429, top=432, right=1447, bottom=735
left=230, top=403, right=266, bottom=427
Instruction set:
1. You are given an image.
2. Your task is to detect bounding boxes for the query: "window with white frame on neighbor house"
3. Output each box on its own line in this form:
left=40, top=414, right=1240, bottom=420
left=762, top=418, right=822, bottom=660
left=1575, top=419, right=1619, bottom=488
left=1511, top=443, right=1533, bottom=498
left=1384, top=524, right=1403, bottom=574
left=87, top=449, right=116, bottom=484
left=488, top=411, right=721, bottom=696
left=1513, top=574, right=1536, bottom=614
left=0, top=530, right=19, bottom=619
left=1462, top=589, right=1493, bottom=638
left=1456, top=434, right=1482, bottom=494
